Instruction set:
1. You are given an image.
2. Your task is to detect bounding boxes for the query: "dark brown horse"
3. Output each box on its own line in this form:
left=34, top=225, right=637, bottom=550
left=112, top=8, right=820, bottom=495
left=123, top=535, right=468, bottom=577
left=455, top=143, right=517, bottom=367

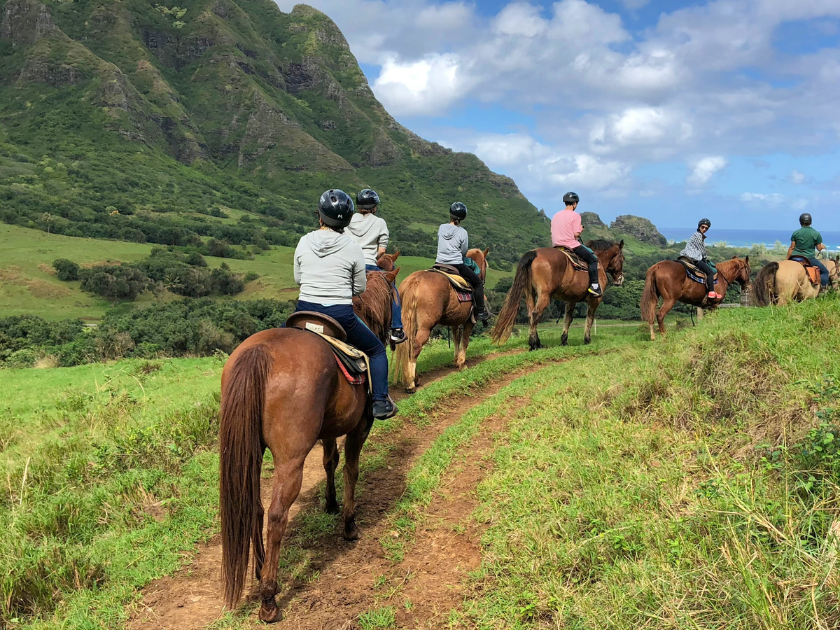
left=641, top=256, right=750, bottom=340
left=393, top=248, right=489, bottom=393
left=219, top=268, right=398, bottom=622
left=492, top=240, right=625, bottom=350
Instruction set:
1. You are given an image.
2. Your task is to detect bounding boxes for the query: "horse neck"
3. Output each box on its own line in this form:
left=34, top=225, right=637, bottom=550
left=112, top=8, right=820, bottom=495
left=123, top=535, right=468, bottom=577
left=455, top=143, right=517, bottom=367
left=356, top=274, right=392, bottom=330
left=594, top=246, right=616, bottom=265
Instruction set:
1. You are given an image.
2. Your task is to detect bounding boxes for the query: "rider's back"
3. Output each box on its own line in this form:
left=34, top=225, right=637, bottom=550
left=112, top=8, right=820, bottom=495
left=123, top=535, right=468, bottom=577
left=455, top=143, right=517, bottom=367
left=436, top=224, right=468, bottom=265
left=294, top=230, right=366, bottom=305
left=346, top=213, right=389, bottom=266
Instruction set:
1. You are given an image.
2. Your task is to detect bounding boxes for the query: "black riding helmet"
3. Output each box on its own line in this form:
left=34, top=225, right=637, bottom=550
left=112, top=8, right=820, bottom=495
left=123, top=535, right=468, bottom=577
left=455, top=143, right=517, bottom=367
left=450, top=202, right=467, bottom=220
left=563, top=192, right=579, bottom=205
left=698, top=218, right=711, bottom=229
left=800, top=213, right=812, bottom=226
left=318, top=189, right=354, bottom=229
left=356, top=188, right=380, bottom=210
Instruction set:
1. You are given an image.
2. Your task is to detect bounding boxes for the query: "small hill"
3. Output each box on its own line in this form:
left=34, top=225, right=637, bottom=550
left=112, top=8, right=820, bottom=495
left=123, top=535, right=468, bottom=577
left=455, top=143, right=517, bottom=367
left=0, top=0, right=547, bottom=266
left=610, top=215, right=667, bottom=246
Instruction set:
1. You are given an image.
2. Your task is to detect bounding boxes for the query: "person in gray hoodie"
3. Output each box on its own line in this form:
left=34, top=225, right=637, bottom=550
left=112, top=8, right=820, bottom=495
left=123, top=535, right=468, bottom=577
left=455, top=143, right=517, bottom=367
left=346, top=189, right=406, bottom=344
left=436, top=202, right=490, bottom=322
left=293, top=189, right=397, bottom=420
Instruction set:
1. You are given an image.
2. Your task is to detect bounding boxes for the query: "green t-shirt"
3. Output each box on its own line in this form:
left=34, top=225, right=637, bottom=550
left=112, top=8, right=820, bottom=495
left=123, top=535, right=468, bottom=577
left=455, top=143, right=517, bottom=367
left=790, top=226, right=822, bottom=258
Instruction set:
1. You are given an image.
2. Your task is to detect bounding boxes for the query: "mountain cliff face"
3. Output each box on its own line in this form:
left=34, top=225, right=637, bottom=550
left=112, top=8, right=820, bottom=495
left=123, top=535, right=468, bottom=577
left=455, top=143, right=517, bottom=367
left=0, top=0, right=548, bottom=264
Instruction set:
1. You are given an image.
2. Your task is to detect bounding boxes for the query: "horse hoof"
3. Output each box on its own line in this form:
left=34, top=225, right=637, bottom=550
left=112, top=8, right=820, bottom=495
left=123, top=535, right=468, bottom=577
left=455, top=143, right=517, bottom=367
left=584, top=337, right=591, bottom=345
left=259, top=603, right=282, bottom=623
left=343, top=525, right=361, bottom=541
left=405, top=386, right=416, bottom=395
left=325, top=500, right=339, bottom=515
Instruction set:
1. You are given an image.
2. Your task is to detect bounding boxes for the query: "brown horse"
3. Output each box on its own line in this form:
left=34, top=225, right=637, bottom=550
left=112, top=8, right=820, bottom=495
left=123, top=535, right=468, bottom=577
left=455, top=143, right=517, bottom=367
left=492, top=240, right=625, bottom=350
left=393, top=248, right=489, bottom=393
left=751, top=260, right=820, bottom=306
left=219, top=268, right=398, bottom=623
left=825, top=258, right=840, bottom=290
left=353, top=252, right=401, bottom=345
left=641, top=256, right=751, bottom=340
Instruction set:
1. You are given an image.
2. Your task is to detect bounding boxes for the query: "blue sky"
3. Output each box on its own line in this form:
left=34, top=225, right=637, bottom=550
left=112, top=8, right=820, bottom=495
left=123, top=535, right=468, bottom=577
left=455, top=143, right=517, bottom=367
left=275, top=0, right=840, bottom=231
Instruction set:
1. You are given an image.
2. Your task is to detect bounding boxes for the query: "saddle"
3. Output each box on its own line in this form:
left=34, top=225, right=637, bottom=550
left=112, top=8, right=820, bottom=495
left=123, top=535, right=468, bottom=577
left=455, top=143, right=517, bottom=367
left=430, top=265, right=473, bottom=304
left=285, top=312, right=370, bottom=389
left=553, top=246, right=591, bottom=272
left=790, top=256, right=821, bottom=286
left=678, top=256, right=717, bottom=285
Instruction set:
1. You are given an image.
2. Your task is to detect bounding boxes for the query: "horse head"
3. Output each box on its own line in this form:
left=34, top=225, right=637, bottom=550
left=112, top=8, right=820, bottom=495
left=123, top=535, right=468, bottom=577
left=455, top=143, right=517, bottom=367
left=728, top=255, right=751, bottom=289
left=376, top=250, right=400, bottom=272
left=588, top=240, right=625, bottom=286
left=466, top=247, right=490, bottom=281
left=383, top=266, right=401, bottom=284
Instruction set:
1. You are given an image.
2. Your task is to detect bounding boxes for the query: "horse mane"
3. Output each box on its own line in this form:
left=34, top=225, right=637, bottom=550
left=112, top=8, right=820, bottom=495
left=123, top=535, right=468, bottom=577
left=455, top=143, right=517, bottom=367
left=585, top=239, right=617, bottom=252
left=353, top=272, right=392, bottom=342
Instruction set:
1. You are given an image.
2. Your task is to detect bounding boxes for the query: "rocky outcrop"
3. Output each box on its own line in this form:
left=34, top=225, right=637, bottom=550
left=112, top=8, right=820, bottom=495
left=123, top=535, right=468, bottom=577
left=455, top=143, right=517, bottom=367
left=611, top=215, right=667, bottom=246
left=580, top=212, right=606, bottom=228
left=0, top=0, right=56, bottom=46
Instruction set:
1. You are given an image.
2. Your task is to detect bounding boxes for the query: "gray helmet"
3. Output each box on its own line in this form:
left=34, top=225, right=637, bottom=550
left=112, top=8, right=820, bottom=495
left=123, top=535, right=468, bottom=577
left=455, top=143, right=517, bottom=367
left=318, top=189, right=354, bottom=229
left=799, top=213, right=812, bottom=226
left=450, top=202, right=467, bottom=220
left=698, top=218, right=711, bottom=229
left=563, top=192, right=579, bottom=205
left=356, top=189, right=380, bottom=210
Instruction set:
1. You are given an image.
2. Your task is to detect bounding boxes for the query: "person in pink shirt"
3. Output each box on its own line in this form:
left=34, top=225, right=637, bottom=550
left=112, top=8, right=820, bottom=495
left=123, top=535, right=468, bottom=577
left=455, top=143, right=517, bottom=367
left=550, top=192, right=602, bottom=296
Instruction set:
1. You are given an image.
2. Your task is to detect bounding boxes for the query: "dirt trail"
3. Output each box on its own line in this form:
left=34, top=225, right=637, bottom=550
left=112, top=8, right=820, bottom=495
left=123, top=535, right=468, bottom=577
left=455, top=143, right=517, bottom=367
left=127, top=350, right=526, bottom=630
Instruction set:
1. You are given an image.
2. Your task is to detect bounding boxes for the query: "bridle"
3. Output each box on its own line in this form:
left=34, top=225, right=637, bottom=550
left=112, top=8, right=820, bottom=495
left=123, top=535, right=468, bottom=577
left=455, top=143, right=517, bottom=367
left=716, top=260, right=748, bottom=290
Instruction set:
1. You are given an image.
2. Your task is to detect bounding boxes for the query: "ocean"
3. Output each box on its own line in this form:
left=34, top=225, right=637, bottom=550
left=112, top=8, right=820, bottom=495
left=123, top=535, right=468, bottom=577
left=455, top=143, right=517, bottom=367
left=660, top=227, right=840, bottom=251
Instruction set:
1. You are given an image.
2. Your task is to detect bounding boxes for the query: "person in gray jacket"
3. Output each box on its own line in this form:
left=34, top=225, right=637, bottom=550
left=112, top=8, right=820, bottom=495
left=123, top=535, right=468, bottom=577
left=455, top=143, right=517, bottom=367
left=293, top=189, right=396, bottom=420
left=436, top=202, right=490, bottom=322
left=346, top=189, right=406, bottom=344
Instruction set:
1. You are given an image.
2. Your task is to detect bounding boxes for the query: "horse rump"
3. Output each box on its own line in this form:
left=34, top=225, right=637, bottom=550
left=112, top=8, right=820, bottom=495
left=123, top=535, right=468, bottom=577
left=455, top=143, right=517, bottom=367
left=491, top=250, right=537, bottom=344
left=219, top=344, right=272, bottom=607
left=752, top=262, right=779, bottom=306
left=640, top=266, right=659, bottom=324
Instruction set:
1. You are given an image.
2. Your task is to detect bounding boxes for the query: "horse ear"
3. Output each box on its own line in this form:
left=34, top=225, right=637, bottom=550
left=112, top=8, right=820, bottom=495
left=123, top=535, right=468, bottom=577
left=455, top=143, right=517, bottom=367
left=392, top=250, right=400, bottom=260
left=387, top=267, right=401, bottom=282
left=731, top=255, right=737, bottom=259
left=483, top=247, right=490, bottom=258
left=745, top=255, right=749, bottom=264
left=619, top=240, right=624, bottom=249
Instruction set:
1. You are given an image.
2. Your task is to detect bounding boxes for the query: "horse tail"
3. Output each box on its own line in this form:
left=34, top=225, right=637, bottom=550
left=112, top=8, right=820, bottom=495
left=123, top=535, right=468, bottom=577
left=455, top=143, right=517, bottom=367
left=393, top=276, right=419, bottom=386
left=752, top=262, right=779, bottom=306
left=220, top=344, right=272, bottom=608
left=492, top=251, right=537, bottom=344
left=640, top=266, right=659, bottom=325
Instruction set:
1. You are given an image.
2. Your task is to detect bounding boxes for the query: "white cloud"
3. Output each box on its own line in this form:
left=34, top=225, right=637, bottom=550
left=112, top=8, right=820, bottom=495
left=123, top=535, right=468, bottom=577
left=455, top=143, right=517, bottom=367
left=372, top=53, right=467, bottom=116
left=791, top=169, right=805, bottom=184
left=688, top=157, right=727, bottom=186
left=741, top=192, right=786, bottom=205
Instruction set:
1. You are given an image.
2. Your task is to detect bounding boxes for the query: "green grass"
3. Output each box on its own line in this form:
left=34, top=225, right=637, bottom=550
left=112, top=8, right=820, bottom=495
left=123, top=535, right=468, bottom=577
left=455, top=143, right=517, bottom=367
left=0, top=224, right=511, bottom=320
left=457, top=293, right=840, bottom=629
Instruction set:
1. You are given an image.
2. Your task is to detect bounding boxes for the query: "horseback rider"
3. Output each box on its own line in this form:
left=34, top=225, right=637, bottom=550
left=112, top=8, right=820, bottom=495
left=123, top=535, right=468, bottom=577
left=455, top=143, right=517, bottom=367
left=293, top=189, right=397, bottom=420
left=346, top=188, right=407, bottom=345
left=551, top=192, right=602, bottom=297
left=787, top=213, right=829, bottom=288
left=680, top=219, right=719, bottom=300
left=436, top=202, right=491, bottom=322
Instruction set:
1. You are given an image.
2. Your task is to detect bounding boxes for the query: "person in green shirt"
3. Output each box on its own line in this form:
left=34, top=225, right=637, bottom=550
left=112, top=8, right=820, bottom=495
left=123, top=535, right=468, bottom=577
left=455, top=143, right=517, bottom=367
left=787, top=213, right=828, bottom=287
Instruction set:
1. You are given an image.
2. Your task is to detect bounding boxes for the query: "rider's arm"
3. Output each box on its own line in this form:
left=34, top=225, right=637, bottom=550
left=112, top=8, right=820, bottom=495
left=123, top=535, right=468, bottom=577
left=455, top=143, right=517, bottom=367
left=351, top=247, right=367, bottom=296
left=787, top=241, right=795, bottom=259
left=378, top=220, right=389, bottom=258
left=293, top=242, right=303, bottom=285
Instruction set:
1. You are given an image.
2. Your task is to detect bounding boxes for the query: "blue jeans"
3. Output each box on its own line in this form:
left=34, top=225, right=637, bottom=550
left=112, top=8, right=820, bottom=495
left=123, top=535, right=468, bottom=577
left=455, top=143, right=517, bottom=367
left=810, top=258, right=830, bottom=287
left=296, top=301, right=389, bottom=402
left=365, top=264, right=403, bottom=329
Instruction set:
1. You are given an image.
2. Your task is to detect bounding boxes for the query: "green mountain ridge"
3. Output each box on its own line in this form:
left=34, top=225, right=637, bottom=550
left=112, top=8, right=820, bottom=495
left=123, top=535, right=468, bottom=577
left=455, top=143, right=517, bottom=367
left=0, top=0, right=547, bottom=265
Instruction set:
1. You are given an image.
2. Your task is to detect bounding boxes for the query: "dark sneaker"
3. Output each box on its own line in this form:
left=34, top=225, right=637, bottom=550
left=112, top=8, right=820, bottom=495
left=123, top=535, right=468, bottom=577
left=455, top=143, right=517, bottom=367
left=587, top=285, right=603, bottom=297
left=477, top=309, right=492, bottom=322
left=372, top=398, right=398, bottom=420
left=390, top=328, right=407, bottom=344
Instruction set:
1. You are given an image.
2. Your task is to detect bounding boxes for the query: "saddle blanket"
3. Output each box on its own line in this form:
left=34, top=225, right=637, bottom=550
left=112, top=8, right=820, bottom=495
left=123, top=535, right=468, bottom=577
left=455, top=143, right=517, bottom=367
left=790, top=257, right=821, bottom=286
left=678, top=257, right=717, bottom=286
left=553, top=246, right=589, bottom=272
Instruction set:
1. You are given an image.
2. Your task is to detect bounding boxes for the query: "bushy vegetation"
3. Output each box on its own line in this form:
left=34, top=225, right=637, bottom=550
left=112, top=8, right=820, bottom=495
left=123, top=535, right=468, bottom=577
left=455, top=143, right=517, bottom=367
left=0, top=298, right=295, bottom=367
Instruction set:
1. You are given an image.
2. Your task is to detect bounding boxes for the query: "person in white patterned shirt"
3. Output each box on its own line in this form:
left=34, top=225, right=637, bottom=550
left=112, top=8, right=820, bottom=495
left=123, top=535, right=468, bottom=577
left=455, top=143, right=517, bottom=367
left=679, top=218, right=719, bottom=299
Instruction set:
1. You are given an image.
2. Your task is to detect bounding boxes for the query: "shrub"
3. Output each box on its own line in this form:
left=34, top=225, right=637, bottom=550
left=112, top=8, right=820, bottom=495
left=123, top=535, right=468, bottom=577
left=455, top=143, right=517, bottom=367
left=52, top=258, right=80, bottom=281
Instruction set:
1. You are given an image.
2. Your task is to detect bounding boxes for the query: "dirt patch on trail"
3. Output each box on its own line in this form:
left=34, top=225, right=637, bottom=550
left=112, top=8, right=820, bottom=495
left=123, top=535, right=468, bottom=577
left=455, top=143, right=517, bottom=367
left=127, top=352, right=530, bottom=630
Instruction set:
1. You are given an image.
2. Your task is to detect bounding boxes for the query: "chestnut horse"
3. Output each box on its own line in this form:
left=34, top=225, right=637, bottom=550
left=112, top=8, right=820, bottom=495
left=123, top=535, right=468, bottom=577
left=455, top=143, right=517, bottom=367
left=492, top=240, right=625, bottom=350
left=393, top=248, right=489, bottom=393
left=641, top=256, right=751, bottom=340
left=220, top=268, right=398, bottom=623
left=751, top=260, right=819, bottom=307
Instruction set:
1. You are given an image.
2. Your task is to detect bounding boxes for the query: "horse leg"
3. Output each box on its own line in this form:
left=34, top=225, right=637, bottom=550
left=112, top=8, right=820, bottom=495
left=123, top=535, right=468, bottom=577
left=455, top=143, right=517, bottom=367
left=258, top=456, right=305, bottom=623
left=583, top=302, right=596, bottom=345
left=529, top=291, right=550, bottom=350
left=460, top=322, right=474, bottom=367
left=561, top=302, right=574, bottom=346
left=341, top=423, right=371, bottom=541
left=657, top=299, right=676, bottom=335
left=322, top=438, right=340, bottom=515
left=453, top=326, right=465, bottom=369
left=406, top=327, right=430, bottom=394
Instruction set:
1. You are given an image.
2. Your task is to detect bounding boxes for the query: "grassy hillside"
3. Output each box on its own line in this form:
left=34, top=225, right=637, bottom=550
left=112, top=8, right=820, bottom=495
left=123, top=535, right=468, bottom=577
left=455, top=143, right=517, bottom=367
left=0, top=0, right=548, bottom=266
left=0, top=224, right=511, bottom=319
